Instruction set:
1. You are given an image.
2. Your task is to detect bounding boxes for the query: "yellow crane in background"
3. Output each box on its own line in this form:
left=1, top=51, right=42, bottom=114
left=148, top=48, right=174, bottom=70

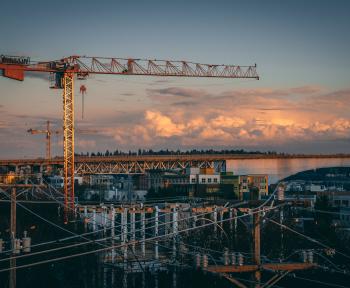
left=28, top=120, right=97, bottom=160
left=27, top=120, right=59, bottom=161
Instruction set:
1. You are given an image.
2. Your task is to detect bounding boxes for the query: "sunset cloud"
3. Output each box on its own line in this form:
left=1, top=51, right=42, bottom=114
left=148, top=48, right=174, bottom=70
left=211, top=116, right=246, bottom=128
left=145, top=111, right=186, bottom=137
left=82, top=85, right=350, bottom=152
left=2, top=84, right=350, bottom=157
left=76, top=139, right=97, bottom=149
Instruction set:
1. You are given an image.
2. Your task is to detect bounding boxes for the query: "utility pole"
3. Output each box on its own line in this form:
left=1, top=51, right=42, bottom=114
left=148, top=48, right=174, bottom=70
left=0, top=184, right=41, bottom=288
left=253, top=210, right=261, bottom=288
left=10, top=187, right=16, bottom=288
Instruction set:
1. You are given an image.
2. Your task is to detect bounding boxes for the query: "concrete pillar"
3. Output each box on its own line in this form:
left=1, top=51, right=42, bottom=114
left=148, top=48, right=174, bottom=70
left=192, top=212, right=197, bottom=228
left=110, top=206, right=115, bottom=263
left=154, top=206, right=159, bottom=260
left=280, top=209, right=284, bottom=258
left=102, top=206, right=107, bottom=234
left=122, top=208, right=128, bottom=265
left=238, top=253, right=244, bottom=266
left=229, top=208, right=233, bottom=231
left=121, top=208, right=128, bottom=243
left=110, top=206, right=115, bottom=236
left=213, top=207, right=218, bottom=233
left=131, top=208, right=136, bottom=252
left=172, top=207, right=178, bottom=259
left=83, top=206, right=88, bottom=232
left=231, top=252, right=236, bottom=265
left=141, top=210, right=145, bottom=257
left=234, top=209, right=238, bottom=233
left=219, top=209, right=224, bottom=237
left=92, top=209, right=97, bottom=232
left=223, top=248, right=229, bottom=265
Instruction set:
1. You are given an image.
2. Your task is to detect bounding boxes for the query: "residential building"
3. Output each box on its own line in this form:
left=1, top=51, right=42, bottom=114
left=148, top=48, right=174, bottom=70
left=220, top=172, right=240, bottom=199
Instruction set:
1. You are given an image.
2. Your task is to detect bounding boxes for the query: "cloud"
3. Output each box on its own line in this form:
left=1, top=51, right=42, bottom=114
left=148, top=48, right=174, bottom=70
left=211, top=116, right=246, bottom=128
left=99, top=105, right=350, bottom=150
left=149, top=79, right=173, bottom=86
left=200, top=128, right=232, bottom=140
left=94, top=84, right=350, bottom=151
left=289, top=85, right=323, bottom=94
left=145, top=111, right=185, bottom=137
left=120, top=92, right=135, bottom=96
left=173, top=101, right=199, bottom=107
left=76, top=139, right=96, bottom=149
left=3, top=84, right=350, bottom=156
left=147, top=87, right=207, bottom=102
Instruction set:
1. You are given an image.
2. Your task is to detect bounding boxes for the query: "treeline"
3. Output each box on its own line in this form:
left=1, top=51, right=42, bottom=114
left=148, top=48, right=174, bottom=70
left=76, top=149, right=279, bottom=157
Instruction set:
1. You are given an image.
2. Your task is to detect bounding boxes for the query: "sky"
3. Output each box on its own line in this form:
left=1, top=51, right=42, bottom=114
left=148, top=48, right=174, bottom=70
left=1, top=0, right=350, bottom=158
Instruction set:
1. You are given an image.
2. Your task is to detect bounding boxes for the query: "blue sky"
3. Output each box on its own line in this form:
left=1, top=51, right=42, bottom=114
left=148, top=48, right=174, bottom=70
left=1, top=0, right=350, bottom=157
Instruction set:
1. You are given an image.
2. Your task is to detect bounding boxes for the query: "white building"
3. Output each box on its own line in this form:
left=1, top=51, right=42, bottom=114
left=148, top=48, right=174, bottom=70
left=48, top=175, right=83, bottom=188
left=186, top=167, right=220, bottom=185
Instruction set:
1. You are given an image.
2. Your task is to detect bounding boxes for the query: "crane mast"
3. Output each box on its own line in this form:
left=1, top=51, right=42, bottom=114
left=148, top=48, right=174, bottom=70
left=0, top=54, right=259, bottom=222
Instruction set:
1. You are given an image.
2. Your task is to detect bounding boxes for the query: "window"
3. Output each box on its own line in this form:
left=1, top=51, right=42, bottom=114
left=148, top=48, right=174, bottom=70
left=191, top=178, right=196, bottom=183
left=208, top=178, right=212, bottom=183
left=213, top=178, right=218, bottom=183
left=202, top=178, right=206, bottom=183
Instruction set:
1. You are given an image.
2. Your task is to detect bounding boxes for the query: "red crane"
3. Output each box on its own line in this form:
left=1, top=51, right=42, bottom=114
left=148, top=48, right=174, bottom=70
left=0, top=54, right=259, bottom=222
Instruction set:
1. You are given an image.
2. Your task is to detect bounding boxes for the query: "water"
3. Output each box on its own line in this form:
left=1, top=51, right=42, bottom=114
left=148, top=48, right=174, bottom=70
left=227, top=157, right=350, bottom=183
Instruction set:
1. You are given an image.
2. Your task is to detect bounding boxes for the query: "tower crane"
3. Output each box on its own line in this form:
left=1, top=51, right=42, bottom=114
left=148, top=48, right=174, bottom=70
left=27, top=120, right=98, bottom=160
left=27, top=120, right=59, bottom=160
left=0, top=54, right=259, bottom=221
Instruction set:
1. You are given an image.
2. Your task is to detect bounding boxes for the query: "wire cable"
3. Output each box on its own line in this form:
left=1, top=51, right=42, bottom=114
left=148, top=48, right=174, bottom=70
left=0, top=204, right=282, bottom=273
left=268, top=219, right=350, bottom=261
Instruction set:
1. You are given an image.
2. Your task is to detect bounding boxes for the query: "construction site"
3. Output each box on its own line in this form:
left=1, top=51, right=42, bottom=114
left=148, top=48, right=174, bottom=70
left=1, top=1, right=350, bottom=287
left=0, top=53, right=349, bottom=288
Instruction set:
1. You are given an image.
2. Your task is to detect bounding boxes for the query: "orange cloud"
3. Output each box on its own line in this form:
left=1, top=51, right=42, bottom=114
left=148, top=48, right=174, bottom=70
left=145, top=111, right=185, bottom=137
left=211, top=116, right=246, bottom=128
left=68, top=86, right=350, bottom=151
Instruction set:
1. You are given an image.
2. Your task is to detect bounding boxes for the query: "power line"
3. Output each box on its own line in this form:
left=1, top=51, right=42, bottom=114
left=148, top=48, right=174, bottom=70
left=268, top=219, right=350, bottom=261
left=297, top=207, right=350, bottom=216
left=0, top=204, right=282, bottom=273
left=0, top=188, right=248, bottom=264
left=289, top=274, right=349, bottom=288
